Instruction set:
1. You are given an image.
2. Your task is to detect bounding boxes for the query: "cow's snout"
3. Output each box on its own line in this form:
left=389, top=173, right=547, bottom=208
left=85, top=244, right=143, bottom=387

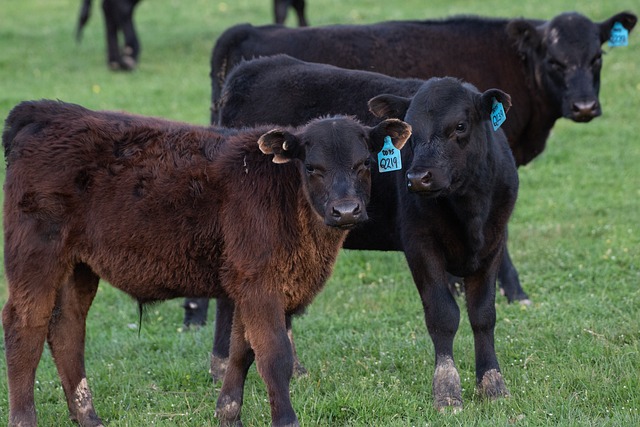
left=407, top=169, right=433, bottom=192
left=327, top=200, right=366, bottom=228
left=406, top=168, right=449, bottom=195
left=570, top=99, right=601, bottom=122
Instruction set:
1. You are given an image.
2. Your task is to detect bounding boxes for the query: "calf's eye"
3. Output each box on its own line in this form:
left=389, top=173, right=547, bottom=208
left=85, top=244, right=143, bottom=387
left=455, top=122, right=467, bottom=133
left=305, top=164, right=315, bottom=174
left=548, top=58, right=565, bottom=71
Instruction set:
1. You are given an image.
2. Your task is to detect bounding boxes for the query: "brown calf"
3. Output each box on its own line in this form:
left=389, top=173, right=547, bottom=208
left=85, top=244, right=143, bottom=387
left=1, top=100, right=411, bottom=426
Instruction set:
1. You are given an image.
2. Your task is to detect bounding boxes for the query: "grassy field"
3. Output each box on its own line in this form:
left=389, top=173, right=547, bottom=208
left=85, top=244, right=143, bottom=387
left=0, top=0, right=639, bottom=425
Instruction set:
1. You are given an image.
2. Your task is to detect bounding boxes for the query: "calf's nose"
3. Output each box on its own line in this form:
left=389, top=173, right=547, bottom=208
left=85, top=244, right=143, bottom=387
left=330, top=200, right=364, bottom=226
left=407, top=170, right=433, bottom=192
left=571, top=100, right=600, bottom=122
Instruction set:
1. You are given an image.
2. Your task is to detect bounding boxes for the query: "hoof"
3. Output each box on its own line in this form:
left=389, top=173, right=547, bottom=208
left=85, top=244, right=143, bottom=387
left=107, top=57, right=136, bottom=71
left=477, top=369, right=510, bottom=400
left=121, top=55, right=137, bottom=71
left=215, top=394, right=242, bottom=427
left=210, top=353, right=228, bottom=383
left=432, top=357, right=463, bottom=411
left=292, top=360, right=308, bottom=377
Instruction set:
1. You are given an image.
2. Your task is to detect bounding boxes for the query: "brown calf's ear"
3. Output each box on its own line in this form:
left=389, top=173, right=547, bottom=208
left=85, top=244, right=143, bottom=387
left=258, top=129, right=300, bottom=164
left=368, top=94, right=412, bottom=119
left=599, top=12, right=637, bottom=44
left=368, top=118, right=412, bottom=152
left=479, top=88, right=512, bottom=120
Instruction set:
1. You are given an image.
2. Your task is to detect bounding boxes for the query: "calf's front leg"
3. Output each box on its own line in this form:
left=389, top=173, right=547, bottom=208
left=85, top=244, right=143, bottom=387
left=216, top=298, right=298, bottom=427
left=464, top=261, right=509, bottom=400
left=405, top=250, right=463, bottom=411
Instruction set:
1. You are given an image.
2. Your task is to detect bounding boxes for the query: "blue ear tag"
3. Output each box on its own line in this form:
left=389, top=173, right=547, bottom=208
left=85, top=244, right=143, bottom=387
left=609, top=22, right=629, bottom=47
left=377, top=136, right=402, bottom=173
left=490, top=97, right=506, bottom=131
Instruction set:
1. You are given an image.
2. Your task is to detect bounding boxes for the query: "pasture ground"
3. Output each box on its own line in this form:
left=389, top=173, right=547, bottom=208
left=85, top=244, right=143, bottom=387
left=0, top=0, right=638, bottom=425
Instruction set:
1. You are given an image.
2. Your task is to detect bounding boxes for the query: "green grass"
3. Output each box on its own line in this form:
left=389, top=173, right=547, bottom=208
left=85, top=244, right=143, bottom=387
left=1, top=0, right=639, bottom=425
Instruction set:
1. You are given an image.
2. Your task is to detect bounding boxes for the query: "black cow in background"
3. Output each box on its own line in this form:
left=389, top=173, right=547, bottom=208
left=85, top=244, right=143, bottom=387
left=77, top=0, right=141, bottom=70
left=76, top=0, right=308, bottom=70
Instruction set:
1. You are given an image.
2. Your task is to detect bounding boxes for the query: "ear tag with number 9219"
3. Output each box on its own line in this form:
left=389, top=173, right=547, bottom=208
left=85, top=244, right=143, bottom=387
left=609, top=22, right=629, bottom=47
left=491, top=97, right=506, bottom=131
left=377, top=136, right=402, bottom=172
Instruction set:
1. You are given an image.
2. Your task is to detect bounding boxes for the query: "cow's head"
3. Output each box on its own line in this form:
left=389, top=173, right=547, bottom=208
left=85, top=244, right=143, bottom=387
left=369, top=77, right=511, bottom=197
left=507, top=11, right=637, bottom=122
left=258, top=116, right=411, bottom=228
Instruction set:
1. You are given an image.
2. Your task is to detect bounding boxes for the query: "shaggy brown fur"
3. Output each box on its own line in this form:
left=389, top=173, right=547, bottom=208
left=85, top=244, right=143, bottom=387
left=1, top=99, right=410, bottom=426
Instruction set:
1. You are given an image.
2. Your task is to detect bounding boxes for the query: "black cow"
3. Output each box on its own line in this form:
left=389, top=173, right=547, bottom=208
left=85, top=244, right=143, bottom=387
left=222, top=69, right=519, bottom=409
left=206, top=10, right=636, bottom=306
left=77, top=0, right=141, bottom=70
left=76, top=0, right=309, bottom=70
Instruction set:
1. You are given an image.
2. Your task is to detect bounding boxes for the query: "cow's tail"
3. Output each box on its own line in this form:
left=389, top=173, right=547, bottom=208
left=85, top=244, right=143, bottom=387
left=76, top=0, right=93, bottom=42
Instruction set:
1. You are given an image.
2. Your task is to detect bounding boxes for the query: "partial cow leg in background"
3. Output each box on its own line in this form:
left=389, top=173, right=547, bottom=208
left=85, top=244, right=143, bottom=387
left=291, top=0, right=308, bottom=26
left=101, top=0, right=140, bottom=70
left=210, top=297, right=233, bottom=382
left=497, top=232, right=531, bottom=304
left=183, top=297, right=210, bottom=328
left=117, top=0, right=140, bottom=69
left=274, top=0, right=308, bottom=27
left=102, top=0, right=123, bottom=69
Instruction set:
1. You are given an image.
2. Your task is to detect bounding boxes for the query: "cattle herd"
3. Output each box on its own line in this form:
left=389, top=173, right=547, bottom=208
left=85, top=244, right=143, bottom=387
left=1, top=3, right=637, bottom=427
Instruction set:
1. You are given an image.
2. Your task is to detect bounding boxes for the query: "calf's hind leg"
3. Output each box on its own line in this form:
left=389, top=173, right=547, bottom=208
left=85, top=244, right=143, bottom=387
left=3, top=264, right=67, bottom=426
left=47, top=263, right=103, bottom=427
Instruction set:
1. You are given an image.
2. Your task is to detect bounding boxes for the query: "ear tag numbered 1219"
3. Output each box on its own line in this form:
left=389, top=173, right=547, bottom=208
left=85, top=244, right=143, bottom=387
left=609, top=22, right=629, bottom=47
left=491, top=97, right=506, bottom=131
left=377, top=136, right=402, bottom=173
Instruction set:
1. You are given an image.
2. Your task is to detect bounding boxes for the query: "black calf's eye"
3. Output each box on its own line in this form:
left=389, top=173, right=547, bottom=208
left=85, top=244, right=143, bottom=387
left=363, top=158, right=371, bottom=168
left=455, top=122, right=467, bottom=133
left=548, top=58, right=565, bottom=71
left=305, top=164, right=315, bottom=174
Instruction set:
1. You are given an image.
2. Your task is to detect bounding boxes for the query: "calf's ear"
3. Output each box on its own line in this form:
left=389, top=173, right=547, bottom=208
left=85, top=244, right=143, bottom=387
left=367, top=119, right=412, bottom=152
left=599, top=12, right=637, bottom=44
left=258, top=129, right=301, bottom=164
left=478, top=89, right=512, bottom=120
left=506, top=19, right=543, bottom=56
left=368, top=94, right=411, bottom=119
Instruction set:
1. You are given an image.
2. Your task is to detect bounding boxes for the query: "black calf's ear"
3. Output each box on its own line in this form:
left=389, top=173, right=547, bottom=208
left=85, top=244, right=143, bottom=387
left=599, top=12, right=637, bottom=44
left=258, top=129, right=300, bottom=164
left=478, top=89, right=512, bottom=120
left=506, top=19, right=543, bottom=56
left=368, top=94, right=412, bottom=119
left=368, top=119, right=412, bottom=152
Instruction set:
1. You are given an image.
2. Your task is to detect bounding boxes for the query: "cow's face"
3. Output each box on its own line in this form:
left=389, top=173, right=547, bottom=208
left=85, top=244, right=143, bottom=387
left=258, top=116, right=411, bottom=227
left=369, top=77, right=511, bottom=197
left=507, top=12, right=637, bottom=122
